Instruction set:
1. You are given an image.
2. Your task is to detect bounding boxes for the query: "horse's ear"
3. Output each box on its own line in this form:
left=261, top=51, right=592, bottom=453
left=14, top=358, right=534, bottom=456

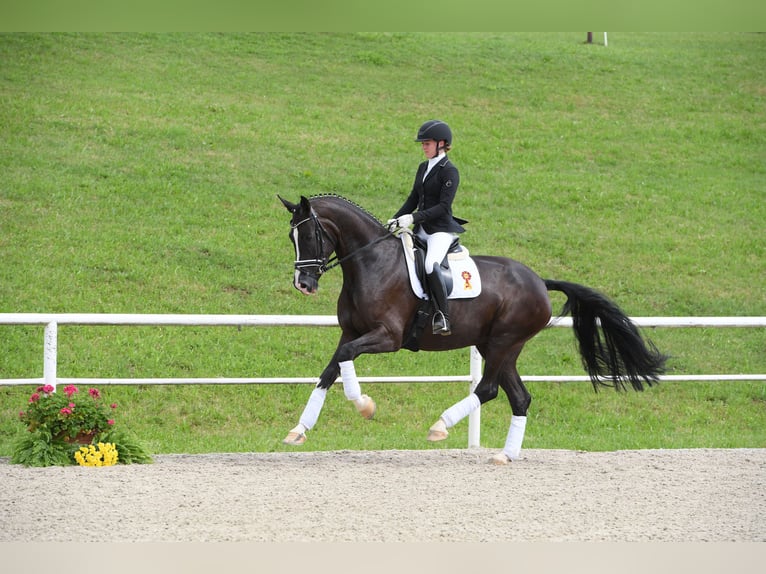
left=299, top=196, right=311, bottom=213
left=278, top=194, right=297, bottom=213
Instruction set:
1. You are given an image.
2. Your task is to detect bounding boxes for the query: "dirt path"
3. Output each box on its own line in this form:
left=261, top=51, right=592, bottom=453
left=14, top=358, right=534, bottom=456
left=1, top=448, right=764, bottom=542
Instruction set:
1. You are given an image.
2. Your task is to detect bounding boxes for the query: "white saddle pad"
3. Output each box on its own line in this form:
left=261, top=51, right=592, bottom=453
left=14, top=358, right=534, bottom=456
left=400, top=232, right=482, bottom=300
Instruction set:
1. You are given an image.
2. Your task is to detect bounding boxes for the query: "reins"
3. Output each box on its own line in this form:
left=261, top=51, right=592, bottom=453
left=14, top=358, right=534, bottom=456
left=321, top=232, right=391, bottom=273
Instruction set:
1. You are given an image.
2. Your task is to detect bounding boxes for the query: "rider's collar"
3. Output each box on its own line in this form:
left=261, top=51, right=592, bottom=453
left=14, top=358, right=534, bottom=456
left=424, top=152, right=447, bottom=179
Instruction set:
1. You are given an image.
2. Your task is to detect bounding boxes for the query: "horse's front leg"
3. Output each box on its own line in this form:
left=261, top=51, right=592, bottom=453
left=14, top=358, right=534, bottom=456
left=315, top=351, right=378, bottom=420
left=282, top=327, right=396, bottom=445
left=281, top=350, right=344, bottom=446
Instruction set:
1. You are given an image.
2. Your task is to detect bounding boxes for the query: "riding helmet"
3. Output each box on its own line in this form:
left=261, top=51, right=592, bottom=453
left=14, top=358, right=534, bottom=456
left=415, top=120, right=452, bottom=146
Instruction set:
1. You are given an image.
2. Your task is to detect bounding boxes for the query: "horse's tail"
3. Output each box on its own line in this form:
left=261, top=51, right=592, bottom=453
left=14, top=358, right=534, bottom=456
left=544, top=279, right=668, bottom=392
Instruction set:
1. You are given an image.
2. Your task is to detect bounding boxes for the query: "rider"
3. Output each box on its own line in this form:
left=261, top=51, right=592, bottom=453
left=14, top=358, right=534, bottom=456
left=387, top=119, right=467, bottom=336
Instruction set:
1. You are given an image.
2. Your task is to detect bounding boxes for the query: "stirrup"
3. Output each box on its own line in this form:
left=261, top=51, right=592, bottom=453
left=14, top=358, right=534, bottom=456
left=432, top=311, right=451, bottom=336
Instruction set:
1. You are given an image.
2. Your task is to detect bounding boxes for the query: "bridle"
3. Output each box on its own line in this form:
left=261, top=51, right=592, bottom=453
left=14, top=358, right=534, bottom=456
left=291, top=208, right=391, bottom=276
left=291, top=209, right=334, bottom=277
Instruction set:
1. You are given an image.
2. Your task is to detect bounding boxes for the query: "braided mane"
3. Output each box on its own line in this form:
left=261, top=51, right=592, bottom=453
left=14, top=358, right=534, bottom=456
left=308, top=194, right=385, bottom=227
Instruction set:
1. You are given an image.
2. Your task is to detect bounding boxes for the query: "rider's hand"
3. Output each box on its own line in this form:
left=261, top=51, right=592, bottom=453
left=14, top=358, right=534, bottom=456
left=387, top=214, right=414, bottom=231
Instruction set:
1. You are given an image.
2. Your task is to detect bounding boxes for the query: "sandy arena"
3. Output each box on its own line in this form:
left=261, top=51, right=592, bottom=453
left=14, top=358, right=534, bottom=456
left=1, top=448, right=764, bottom=543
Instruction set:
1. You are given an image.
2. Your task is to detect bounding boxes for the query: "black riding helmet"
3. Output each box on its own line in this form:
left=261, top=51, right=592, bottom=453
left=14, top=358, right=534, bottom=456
left=415, top=120, right=452, bottom=147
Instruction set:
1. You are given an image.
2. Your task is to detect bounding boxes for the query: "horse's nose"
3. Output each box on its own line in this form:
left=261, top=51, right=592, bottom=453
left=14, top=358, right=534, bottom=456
left=294, top=271, right=318, bottom=295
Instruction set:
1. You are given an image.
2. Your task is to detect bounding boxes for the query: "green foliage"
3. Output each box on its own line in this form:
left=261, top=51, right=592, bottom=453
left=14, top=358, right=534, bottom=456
left=20, top=384, right=114, bottom=441
left=99, top=427, right=153, bottom=464
left=11, top=428, right=75, bottom=467
left=0, top=33, right=764, bottom=454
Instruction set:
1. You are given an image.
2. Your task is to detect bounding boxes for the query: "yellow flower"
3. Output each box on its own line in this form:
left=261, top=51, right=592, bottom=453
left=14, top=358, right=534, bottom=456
left=74, top=442, right=119, bottom=467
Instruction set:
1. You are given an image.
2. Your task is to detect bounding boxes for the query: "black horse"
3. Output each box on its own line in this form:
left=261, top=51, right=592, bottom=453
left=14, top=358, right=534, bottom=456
left=279, top=195, right=666, bottom=464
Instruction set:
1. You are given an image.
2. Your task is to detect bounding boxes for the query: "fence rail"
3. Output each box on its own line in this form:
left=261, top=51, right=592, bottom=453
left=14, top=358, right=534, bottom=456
left=2, top=313, right=764, bottom=448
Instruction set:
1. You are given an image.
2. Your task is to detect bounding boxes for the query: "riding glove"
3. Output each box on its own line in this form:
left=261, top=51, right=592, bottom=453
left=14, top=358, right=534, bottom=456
left=387, top=214, right=414, bottom=230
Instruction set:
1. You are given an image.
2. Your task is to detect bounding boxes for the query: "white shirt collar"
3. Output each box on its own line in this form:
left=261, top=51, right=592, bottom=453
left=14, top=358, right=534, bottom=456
left=423, top=152, right=446, bottom=180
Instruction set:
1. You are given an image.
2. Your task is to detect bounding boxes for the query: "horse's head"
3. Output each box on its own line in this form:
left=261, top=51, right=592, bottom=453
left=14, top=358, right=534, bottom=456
left=279, top=195, right=336, bottom=295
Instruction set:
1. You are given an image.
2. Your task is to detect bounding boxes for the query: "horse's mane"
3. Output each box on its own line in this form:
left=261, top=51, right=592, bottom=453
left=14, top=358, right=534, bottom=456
left=308, top=194, right=385, bottom=227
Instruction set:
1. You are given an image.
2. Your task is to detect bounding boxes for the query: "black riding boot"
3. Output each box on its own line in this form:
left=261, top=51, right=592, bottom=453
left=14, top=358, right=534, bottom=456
left=426, top=271, right=451, bottom=336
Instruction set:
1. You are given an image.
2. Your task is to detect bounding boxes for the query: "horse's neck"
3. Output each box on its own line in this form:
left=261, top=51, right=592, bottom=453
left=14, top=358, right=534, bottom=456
left=336, top=223, right=386, bottom=255
left=337, top=232, right=401, bottom=289
left=312, top=199, right=400, bottom=273
left=316, top=203, right=385, bottom=255
left=321, top=214, right=398, bottom=275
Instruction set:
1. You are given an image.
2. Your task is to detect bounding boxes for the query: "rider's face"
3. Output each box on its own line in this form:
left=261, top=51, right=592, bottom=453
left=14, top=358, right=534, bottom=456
left=421, top=139, right=439, bottom=159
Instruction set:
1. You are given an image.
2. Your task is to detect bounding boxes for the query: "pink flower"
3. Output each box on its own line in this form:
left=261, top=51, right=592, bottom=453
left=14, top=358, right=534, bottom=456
left=42, top=385, right=54, bottom=394
left=107, top=419, right=115, bottom=426
left=19, top=411, right=25, bottom=418
left=110, top=403, right=118, bottom=409
left=89, top=388, right=100, bottom=399
left=68, top=402, right=76, bottom=408
left=63, top=385, right=78, bottom=397
left=29, top=393, right=40, bottom=403
left=60, top=407, right=72, bottom=415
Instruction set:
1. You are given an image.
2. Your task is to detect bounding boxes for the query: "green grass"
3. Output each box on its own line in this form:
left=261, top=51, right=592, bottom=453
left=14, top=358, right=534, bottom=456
left=1, top=33, right=764, bottom=455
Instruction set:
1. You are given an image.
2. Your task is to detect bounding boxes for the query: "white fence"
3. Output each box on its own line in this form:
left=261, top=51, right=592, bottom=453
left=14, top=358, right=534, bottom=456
left=1, top=313, right=765, bottom=448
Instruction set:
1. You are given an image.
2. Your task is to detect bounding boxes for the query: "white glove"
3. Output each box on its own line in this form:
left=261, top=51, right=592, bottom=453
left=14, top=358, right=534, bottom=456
left=387, top=214, right=414, bottom=230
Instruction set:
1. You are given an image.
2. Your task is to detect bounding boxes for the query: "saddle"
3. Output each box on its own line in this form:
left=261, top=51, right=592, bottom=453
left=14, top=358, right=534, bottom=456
left=399, top=230, right=481, bottom=301
left=398, top=230, right=482, bottom=351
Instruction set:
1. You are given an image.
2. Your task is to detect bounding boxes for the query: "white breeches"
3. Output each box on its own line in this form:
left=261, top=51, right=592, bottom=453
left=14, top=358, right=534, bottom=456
left=416, top=227, right=457, bottom=273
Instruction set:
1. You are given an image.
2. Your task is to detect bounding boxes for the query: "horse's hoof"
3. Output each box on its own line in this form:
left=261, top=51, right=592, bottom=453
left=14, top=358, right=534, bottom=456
left=357, top=395, right=376, bottom=420
left=489, top=452, right=511, bottom=465
left=282, top=431, right=306, bottom=446
left=427, top=429, right=449, bottom=442
left=427, top=418, right=448, bottom=442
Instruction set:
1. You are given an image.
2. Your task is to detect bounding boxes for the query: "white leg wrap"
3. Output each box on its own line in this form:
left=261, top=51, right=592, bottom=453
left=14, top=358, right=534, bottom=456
left=502, top=415, right=527, bottom=461
left=298, top=386, right=327, bottom=431
left=339, top=360, right=362, bottom=402
left=440, top=393, right=481, bottom=428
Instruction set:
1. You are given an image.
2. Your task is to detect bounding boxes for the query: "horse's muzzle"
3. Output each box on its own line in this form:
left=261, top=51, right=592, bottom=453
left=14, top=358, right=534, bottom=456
left=294, top=270, right=319, bottom=295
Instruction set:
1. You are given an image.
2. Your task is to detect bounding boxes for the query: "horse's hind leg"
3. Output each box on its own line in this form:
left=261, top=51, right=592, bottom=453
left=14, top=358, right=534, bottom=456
left=490, top=368, right=532, bottom=464
left=426, top=357, right=490, bottom=441
left=427, top=344, right=517, bottom=442
left=426, top=393, right=482, bottom=441
left=490, top=351, right=532, bottom=465
left=427, top=344, right=532, bottom=465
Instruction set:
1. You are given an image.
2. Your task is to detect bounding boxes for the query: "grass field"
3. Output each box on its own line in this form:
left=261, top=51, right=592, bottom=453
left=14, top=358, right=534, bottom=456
left=1, top=33, right=764, bottom=455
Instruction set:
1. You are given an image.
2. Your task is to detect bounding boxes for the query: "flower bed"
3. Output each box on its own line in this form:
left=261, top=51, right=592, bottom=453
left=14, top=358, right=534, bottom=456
left=12, top=385, right=151, bottom=467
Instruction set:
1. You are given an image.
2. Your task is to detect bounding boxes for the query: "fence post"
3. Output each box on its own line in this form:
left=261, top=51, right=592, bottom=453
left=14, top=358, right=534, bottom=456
left=44, top=321, right=58, bottom=390
left=467, top=346, right=482, bottom=448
